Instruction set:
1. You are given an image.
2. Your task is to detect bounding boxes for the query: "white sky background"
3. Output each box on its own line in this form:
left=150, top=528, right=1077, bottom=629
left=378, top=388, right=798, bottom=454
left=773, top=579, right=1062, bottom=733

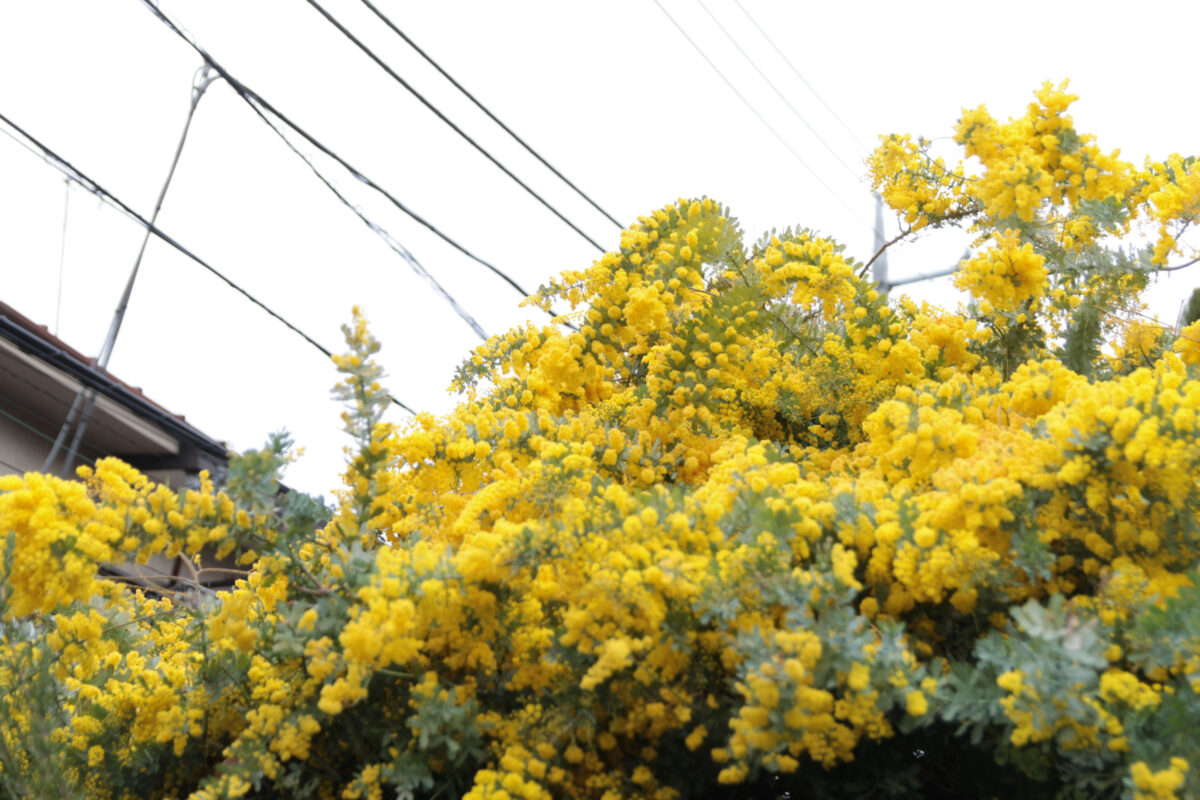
left=1, top=0, right=1198, bottom=499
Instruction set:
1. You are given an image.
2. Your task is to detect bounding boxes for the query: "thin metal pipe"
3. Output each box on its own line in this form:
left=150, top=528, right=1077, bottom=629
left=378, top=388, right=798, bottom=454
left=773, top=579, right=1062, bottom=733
left=55, top=178, right=71, bottom=336
left=44, top=66, right=217, bottom=475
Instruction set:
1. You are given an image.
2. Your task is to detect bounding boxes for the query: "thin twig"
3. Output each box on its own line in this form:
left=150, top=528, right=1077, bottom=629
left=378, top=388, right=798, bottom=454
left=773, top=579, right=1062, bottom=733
left=194, top=567, right=253, bottom=578
left=102, top=566, right=216, bottom=595
left=292, top=584, right=333, bottom=597
left=859, top=226, right=912, bottom=277
left=1158, top=256, right=1199, bottom=273
left=100, top=606, right=179, bottom=636
left=177, top=553, right=203, bottom=587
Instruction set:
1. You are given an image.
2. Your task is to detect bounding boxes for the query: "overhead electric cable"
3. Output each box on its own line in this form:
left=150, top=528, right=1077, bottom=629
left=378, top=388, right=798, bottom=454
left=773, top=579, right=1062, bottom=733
left=651, top=0, right=872, bottom=232
left=356, top=0, right=624, bottom=230
left=0, top=110, right=416, bottom=416
left=137, top=0, right=539, bottom=303
left=243, top=96, right=488, bottom=341
left=0, top=113, right=328, bottom=355
left=695, top=0, right=861, bottom=179
left=731, top=0, right=872, bottom=153
left=301, top=0, right=608, bottom=252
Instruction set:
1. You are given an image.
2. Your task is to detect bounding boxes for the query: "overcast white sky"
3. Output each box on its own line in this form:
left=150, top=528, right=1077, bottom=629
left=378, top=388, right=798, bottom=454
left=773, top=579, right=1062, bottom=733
left=2, top=1, right=1198, bottom=498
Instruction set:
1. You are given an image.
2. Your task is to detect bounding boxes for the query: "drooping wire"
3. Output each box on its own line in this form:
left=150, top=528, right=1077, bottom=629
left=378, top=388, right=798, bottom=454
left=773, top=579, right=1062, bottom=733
left=356, top=0, right=624, bottom=230
left=731, top=0, right=872, bottom=153
left=0, top=110, right=417, bottom=416
left=241, top=91, right=488, bottom=341
left=0, top=113, right=329, bottom=357
left=137, top=0, right=540, bottom=304
left=695, top=0, right=862, bottom=180
left=302, top=0, right=608, bottom=252
left=651, top=0, right=872, bottom=232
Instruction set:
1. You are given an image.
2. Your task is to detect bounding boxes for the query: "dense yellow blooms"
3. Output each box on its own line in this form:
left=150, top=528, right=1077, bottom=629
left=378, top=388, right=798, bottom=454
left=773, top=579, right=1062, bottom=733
left=1143, top=154, right=1200, bottom=266
left=954, top=229, right=1048, bottom=314
left=867, top=133, right=971, bottom=231
left=1131, top=758, right=1190, bottom=800
left=2, top=84, right=1199, bottom=799
left=1176, top=320, right=1200, bottom=367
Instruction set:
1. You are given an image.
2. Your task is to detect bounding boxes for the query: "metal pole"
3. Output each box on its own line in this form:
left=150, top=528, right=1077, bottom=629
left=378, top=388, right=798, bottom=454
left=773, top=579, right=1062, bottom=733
left=872, top=194, right=890, bottom=293
left=885, top=249, right=970, bottom=289
left=44, top=66, right=218, bottom=475
left=55, top=178, right=71, bottom=337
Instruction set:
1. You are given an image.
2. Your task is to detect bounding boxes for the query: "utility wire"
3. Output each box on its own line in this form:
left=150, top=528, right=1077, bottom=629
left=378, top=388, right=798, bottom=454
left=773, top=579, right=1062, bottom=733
left=732, top=0, right=872, bottom=153
left=0, top=112, right=328, bottom=355
left=0, top=110, right=417, bottom=417
left=695, top=0, right=861, bottom=180
left=137, top=0, right=539, bottom=305
left=651, top=0, right=872, bottom=232
left=356, top=0, right=624, bottom=230
left=242, top=92, right=488, bottom=341
left=302, top=0, right=608, bottom=252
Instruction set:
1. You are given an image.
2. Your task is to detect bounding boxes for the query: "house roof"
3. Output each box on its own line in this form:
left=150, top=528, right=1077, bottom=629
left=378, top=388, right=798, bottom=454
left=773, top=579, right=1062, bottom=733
left=0, top=300, right=227, bottom=467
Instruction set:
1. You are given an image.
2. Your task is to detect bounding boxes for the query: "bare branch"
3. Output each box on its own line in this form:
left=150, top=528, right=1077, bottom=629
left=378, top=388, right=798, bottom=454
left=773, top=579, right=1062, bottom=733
left=1157, top=256, right=1199, bottom=273
left=859, top=226, right=912, bottom=278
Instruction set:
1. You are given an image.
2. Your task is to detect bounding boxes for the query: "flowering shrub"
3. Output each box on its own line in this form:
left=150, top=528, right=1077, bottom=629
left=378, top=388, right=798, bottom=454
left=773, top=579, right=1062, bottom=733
left=3, top=82, right=1200, bottom=800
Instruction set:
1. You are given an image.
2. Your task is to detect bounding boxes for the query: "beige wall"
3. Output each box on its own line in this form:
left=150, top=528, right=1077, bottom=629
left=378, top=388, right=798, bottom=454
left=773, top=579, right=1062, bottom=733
left=0, top=413, right=55, bottom=475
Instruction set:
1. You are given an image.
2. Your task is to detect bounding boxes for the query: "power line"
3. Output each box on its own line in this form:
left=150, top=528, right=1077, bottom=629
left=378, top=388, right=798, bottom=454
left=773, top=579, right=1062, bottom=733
left=302, top=0, right=608, bottom=252
left=242, top=92, right=488, bottom=341
left=356, top=0, right=624, bottom=230
left=244, top=94, right=577, bottom=331
left=732, top=0, right=872, bottom=154
left=0, top=111, right=329, bottom=356
left=137, top=0, right=539, bottom=305
left=651, top=0, right=872, bottom=232
left=695, top=0, right=861, bottom=180
left=0, top=110, right=416, bottom=416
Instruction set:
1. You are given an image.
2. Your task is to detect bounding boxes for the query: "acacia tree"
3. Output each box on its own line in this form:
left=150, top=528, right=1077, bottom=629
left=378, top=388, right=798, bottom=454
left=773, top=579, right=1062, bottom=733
left=2, top=81, right=1200, bottom=800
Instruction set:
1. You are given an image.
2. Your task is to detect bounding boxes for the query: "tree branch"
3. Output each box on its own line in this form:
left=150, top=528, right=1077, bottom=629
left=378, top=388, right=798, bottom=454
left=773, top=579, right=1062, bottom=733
left=1157, top=256, right=1199, bottom=273
left=859, top=226, right=912, bottom=278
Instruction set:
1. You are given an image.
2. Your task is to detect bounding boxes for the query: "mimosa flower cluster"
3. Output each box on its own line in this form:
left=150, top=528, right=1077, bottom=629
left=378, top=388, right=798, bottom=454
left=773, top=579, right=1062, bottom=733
left=2, top=83, right=1198, bottom=799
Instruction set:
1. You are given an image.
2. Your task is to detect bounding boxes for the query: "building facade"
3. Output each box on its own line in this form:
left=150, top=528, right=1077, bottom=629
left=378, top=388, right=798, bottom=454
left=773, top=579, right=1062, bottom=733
left=0, top=300, right=235, bottom=590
